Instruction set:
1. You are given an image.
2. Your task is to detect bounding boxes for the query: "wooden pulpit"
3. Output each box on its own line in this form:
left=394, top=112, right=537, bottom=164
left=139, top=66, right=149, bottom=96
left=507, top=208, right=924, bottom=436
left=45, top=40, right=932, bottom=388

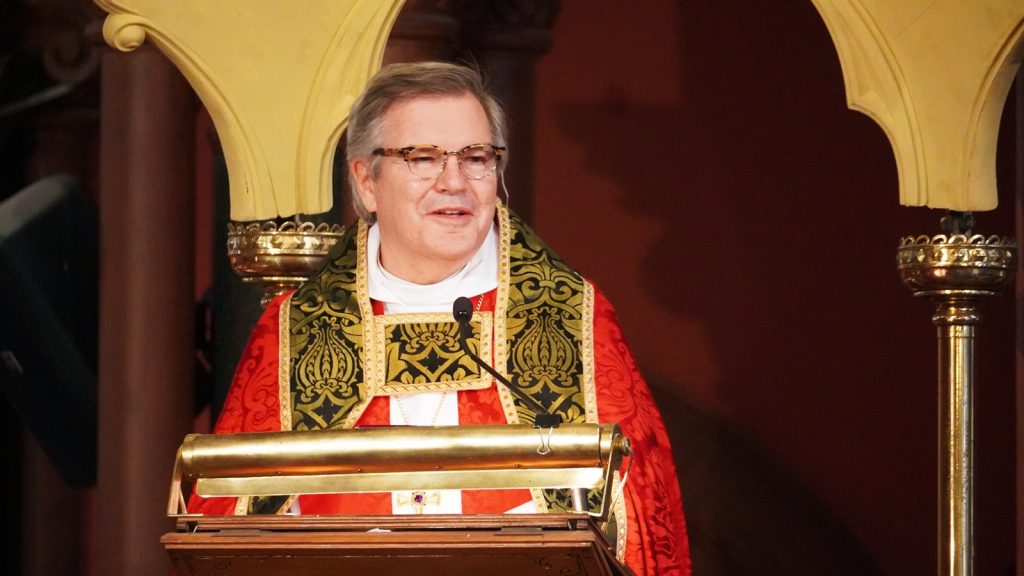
left=163, top=424, right=635, bottom=576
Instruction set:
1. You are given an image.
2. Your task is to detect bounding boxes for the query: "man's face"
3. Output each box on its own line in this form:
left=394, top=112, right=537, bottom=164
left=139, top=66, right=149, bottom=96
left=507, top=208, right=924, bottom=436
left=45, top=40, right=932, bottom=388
left=351, top=93, right=499, bottom=284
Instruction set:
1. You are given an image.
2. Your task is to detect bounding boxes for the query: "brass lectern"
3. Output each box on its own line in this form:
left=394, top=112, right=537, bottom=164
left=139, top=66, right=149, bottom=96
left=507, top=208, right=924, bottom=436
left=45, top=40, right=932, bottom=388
left=163, top=423, right=634, bottom=576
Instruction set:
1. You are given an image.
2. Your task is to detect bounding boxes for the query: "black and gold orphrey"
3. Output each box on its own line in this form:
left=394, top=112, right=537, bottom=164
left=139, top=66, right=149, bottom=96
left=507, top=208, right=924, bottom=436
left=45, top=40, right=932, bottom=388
left=285, top=204, right=592, bottom=431
left=248, top=204, right=598, bottom=516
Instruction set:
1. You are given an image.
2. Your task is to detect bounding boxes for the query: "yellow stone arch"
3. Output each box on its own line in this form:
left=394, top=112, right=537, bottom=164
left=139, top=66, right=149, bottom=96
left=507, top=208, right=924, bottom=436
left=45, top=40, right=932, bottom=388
left=95, top=0, right=405, bottom=221
left=811, top=0, right=1024, bottom=210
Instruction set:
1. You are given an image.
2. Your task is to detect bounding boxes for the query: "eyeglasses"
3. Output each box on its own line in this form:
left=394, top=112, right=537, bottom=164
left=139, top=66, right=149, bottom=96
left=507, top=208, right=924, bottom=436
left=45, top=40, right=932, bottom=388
left=372, top=143, right=506, bottom=180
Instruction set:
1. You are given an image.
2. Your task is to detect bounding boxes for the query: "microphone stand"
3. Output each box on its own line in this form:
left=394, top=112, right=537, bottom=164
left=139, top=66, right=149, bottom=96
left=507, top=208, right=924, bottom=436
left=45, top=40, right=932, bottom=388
left=453, top=298, right=562, bottom=428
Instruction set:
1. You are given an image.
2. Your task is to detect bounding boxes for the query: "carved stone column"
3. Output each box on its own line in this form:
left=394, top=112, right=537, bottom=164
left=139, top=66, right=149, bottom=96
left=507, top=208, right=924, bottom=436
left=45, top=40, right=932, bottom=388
left=460, top=0, right=561, bottom=221
left=96, top=44, right=196, bottom=576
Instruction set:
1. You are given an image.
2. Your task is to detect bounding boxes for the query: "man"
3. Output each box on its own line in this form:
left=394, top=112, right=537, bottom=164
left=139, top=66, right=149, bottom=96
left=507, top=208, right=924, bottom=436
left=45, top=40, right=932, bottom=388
left=196, top=62, right=690, bottom=575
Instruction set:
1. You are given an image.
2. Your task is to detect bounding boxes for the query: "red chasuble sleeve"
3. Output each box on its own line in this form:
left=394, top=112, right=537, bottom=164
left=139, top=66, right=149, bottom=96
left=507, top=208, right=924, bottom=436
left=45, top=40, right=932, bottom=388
left=591, top=284, right=692, bottom=576
left=212, top=293, right=287, bottom=435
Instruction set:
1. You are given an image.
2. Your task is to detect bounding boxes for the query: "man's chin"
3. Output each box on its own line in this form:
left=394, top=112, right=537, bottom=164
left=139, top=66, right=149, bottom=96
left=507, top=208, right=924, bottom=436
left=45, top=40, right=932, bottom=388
left=423, top=236, right=485, bottom=262
left=427, top=245, right=479, bottom=264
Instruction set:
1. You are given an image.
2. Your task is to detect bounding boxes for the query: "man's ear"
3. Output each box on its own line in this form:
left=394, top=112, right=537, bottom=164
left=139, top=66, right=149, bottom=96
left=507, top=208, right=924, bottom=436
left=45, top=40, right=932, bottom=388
left=350, top=158, right=377, bottom=213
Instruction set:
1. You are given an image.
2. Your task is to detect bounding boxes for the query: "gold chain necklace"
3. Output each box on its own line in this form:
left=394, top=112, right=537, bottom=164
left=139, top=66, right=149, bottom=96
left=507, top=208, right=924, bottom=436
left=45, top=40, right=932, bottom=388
left=394, top=391, right=448, bottom=426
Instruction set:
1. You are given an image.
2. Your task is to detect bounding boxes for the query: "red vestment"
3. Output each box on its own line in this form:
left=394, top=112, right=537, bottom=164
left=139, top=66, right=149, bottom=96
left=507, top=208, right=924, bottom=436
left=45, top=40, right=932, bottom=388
left=194, top=285, right=691, bottom=575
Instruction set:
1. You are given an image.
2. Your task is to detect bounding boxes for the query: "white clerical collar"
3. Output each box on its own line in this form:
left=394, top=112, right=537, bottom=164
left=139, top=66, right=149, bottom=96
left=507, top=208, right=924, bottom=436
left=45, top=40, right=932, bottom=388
left=366, top=222, right=499, bottom=314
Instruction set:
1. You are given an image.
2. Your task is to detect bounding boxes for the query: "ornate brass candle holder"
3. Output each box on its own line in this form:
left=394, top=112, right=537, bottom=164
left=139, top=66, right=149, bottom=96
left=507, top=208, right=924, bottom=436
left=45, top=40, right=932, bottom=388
left=227, top=220, right=344, bottom=307
left=896, top=213, right=1015, bottom=576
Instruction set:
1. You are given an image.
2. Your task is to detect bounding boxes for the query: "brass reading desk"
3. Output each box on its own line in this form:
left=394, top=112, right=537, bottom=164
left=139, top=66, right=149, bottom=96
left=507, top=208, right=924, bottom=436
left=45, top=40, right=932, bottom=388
left=163, top=423, right=634, bottom=576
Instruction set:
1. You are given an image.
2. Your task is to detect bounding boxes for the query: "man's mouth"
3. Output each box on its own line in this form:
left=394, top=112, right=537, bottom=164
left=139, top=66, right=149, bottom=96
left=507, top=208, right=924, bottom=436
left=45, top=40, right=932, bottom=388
left=431, top=208, right=471, bottom=216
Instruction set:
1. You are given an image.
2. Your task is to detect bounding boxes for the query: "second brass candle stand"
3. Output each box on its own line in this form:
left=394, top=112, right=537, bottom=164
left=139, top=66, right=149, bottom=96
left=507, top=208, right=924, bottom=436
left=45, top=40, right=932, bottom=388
left=896, top=211, right=1016, bottom=576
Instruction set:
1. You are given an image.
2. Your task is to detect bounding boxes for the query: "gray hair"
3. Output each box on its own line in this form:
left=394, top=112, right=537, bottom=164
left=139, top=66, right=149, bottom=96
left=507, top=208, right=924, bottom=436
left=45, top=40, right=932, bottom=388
left=345, top=61, right=509, bottom=222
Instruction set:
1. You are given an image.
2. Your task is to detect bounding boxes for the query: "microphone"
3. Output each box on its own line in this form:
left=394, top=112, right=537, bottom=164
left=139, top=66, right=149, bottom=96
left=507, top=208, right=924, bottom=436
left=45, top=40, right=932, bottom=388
left=453, top=296, right=474, bottom=336
left=452, top=296, right=562, bottom=428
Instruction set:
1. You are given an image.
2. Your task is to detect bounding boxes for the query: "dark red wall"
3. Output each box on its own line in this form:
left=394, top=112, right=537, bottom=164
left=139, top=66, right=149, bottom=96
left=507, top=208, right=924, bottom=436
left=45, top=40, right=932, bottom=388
left=532, top=1, right=1017, bottom=574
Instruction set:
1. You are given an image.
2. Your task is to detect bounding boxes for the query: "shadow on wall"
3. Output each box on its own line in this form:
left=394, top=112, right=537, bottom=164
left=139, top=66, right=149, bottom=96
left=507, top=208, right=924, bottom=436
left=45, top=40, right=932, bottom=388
left=546, top=5, right=901, bottom=572
left=648, top=376, right=881, bottom=575
left=536, top=1, right=1008, bottom=574
left=544, top=0, right=1018, bottom=573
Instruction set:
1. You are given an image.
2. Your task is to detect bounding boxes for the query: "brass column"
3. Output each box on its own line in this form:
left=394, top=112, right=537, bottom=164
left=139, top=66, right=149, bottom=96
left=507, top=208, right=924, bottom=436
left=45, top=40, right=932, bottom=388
left=898, top=215, right=1015, bottom=576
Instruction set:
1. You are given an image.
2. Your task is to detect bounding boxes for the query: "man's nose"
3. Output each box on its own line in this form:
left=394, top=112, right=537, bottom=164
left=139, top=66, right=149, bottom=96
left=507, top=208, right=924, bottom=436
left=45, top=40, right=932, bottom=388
left=435, top=154, right=467, bottom=192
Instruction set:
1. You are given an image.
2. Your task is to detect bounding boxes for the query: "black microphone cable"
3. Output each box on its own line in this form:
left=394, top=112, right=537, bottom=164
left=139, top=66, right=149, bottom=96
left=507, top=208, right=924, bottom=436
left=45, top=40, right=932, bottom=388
left=452, top=296, right=562, bottom=428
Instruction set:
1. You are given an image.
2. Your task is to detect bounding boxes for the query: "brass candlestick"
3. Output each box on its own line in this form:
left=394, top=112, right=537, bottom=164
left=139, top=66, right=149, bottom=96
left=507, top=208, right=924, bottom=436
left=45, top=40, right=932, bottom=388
left=227, top=220, right=344, bottom=307
left=897, top=213, right=1016, bottom=576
